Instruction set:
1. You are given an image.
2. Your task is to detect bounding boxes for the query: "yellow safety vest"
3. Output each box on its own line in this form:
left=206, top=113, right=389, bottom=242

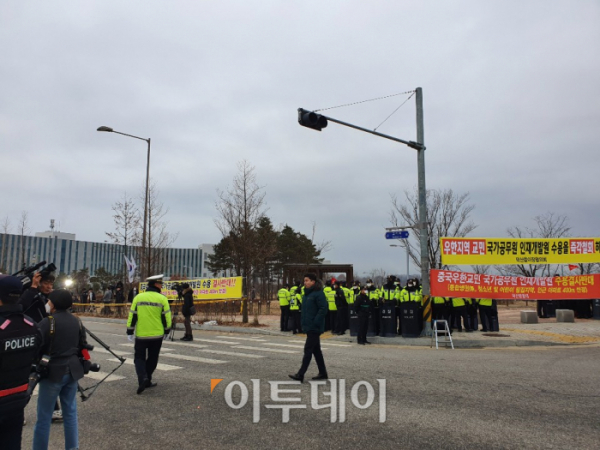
left=477, top=298, right=493, bottom=307
left=278, top=288, right=290, bottom=306
left=323, top=287, right=337, bottom=311
left=451, top=297, right=466, bottom=307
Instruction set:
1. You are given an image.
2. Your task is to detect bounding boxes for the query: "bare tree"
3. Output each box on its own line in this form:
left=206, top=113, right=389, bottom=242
left=390, top=188, right=477, bottom=270
left=366, top=268, right=388, bottom=287
left=17, top=211, right=30, bottom=269
left=498, top=212, right=571, bottom=278
left=144, top=182, right=179, bottom=277
left=215, top=160, right=267, bottom=323
left=106, top=192, right=140, bottom=291
left=1, top=216, right=11, bottom=272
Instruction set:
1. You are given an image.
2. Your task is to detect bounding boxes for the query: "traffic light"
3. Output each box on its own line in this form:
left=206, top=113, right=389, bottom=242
left=298, top=108, right=327, bottom=131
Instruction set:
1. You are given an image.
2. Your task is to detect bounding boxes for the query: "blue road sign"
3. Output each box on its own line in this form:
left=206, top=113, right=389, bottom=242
left=385, top=230, right=409, bottom=239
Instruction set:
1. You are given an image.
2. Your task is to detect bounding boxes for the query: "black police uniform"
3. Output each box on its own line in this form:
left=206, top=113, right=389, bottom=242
left=354, top=292, right=372, bottom=345
left=0, top=304, right=43, bottom=450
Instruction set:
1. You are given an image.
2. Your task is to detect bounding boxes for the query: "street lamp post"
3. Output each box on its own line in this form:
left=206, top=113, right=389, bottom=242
left=97, top=126, right=151, bottom=279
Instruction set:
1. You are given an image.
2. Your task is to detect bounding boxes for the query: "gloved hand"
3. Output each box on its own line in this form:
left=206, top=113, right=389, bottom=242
left=163, top=334, right=169, bottom=341
left=127, top=334, right=134, bottom=342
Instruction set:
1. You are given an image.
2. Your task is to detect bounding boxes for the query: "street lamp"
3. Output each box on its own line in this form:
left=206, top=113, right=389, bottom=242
left=97, top=126, right=151, bottom=278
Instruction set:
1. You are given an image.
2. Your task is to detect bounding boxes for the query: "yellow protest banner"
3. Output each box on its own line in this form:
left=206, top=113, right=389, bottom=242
left=441, top=238, right=600, bottom=265
left=139, top=277, right=243, bottom=300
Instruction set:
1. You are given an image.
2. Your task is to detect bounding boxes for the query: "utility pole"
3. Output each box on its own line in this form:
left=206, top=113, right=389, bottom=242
left=415, top=88, right=432, bottom=336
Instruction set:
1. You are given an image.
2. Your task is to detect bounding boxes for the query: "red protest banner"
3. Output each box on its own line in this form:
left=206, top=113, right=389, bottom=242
left=430, top=269, right=600, bottom=300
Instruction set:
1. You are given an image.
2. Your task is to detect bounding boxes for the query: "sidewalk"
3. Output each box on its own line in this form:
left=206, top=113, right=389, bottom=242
left=82, top=308, right=600, bottom=349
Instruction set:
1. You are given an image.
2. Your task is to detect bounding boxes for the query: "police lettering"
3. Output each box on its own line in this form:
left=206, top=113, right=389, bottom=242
left=3, top=335, right=36, bottom=351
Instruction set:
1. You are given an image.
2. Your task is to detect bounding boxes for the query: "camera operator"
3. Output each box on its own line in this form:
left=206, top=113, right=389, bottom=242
left=18, top=270, right=64, bottom=421
left=0, top=275, right=43, bottom=450
left=33, top=289, right=87, bottom=450
left=19, top=271, right=55, bottom=323
left=180, top=283, right=194, bottom=341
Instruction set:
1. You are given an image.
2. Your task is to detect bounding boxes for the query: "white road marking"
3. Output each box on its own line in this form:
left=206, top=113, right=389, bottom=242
left=261, top=343, right=307, bottom=349
left=189, top=338, right=240, bottom=345
left=232, top=345, right=298, bottom=354
left=197, top=349, right=264, bottom=359
left=84, top=371, right=125, bottom=382
left=163, top=341, right=209, bottom=349
left=107, top=358, right=182, bottom=371
left=159, top=353, right=228, bottom=364
left=215, top=336, right=266, bottom=341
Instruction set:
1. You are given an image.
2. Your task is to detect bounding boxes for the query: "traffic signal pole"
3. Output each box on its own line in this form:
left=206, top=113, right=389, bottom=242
left=299, top=87, right=431, bottom=336
left=415, top=88, right=432, bottom=337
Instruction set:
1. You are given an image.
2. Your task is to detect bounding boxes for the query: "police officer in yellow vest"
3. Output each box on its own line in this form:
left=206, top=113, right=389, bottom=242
left=476, top=298, right=493, bottom=332
left=289, top=285, right=303, bottom=334
left=127, top=274, right=172, bottom=394
left=323, top=281, right=337, bottom=333
left=450, top=297, right=473, bottom=332
left=366, top=279, right=380, bottom=335
left=278, top=285, right=291, bottom=332
left=432, top=296, right=450, bottom=323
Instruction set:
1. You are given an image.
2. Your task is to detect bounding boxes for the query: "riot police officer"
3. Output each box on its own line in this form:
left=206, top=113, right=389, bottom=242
left=0, top=275, right=43, bottom=450
left=354, top=285, right=372, bottom=345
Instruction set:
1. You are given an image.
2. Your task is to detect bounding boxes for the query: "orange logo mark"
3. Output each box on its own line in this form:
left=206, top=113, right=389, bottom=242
left=210, top=379, right=223, bottom=393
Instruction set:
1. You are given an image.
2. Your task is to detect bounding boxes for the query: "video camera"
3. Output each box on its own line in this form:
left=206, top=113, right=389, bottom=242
left=171, top=282, right=184, bottom=301
left=26, top=343, right=101, bottom=400
left=12, top=261, right=57, bottom=290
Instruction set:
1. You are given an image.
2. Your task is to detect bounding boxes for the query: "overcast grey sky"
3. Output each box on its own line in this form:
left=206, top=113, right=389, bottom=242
left=1, top=1, right=599, bottom=277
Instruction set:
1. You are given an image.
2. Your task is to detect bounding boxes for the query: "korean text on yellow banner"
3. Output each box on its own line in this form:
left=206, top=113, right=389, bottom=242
left=441, top=238, right=600, bottom=265
left=431, top=269, right=600, bottom=300
left=140, top=277, right=243, bottom=301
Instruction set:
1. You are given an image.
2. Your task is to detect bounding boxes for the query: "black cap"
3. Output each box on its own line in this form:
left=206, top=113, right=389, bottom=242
left=182, top=283, right=190, bottom=289
left=49, top=289, right=73, bottom=310
left=0, top=275, right=24, bottom=304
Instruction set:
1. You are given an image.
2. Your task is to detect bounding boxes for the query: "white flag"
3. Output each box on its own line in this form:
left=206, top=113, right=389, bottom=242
left=124, top=255, right=137, bottom=283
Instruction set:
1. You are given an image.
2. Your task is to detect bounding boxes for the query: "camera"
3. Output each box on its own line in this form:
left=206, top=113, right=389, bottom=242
left=79, top=343, right=100, bottom=375
left=13, top=261, right=57, bottom=290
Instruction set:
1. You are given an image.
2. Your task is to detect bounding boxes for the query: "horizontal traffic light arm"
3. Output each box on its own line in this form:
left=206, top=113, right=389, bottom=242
left=298, top=108, right=425, bottom=151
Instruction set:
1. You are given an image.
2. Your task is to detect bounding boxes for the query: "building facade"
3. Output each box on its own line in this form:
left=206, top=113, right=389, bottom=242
left=0, top=231, right=214, bottom=280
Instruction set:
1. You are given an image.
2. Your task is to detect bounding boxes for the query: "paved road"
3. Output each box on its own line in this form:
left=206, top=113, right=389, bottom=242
left=22, top=320, right=600, bottom=450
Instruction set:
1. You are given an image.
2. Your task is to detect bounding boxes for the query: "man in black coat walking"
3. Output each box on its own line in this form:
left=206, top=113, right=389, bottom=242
left=289, top=273, right=328, bottom=382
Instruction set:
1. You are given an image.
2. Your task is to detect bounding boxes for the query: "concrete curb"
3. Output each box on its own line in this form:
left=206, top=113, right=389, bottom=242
left=80, top=316, right=576, bottom=348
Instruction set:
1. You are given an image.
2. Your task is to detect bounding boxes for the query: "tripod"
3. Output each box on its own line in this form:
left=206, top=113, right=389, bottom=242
left=168, top=294, right=184, bottom=341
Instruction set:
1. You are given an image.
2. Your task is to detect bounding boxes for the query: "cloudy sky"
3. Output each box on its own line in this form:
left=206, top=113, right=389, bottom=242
left=1, top=1, right=599, bottom=278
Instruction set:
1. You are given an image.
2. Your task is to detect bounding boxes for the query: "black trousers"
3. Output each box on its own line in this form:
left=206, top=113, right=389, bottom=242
left=452, top=305, right=471, bottom=331
left=134, top=337, right=163, bottom=385
left=329, top=310, right=337, bottom=333
left=357, top=314, right=369, bottom=343
left=280, top=305, right=290, bottom=331
left=298, top=332, right=327, bottom=377
left=336, top=307, right=348, bottom=334
left=479, top=305, right=493, bottom=331
left=0, top=408, right=24, bottom=450
left=291, top=310, right=302, bottom=333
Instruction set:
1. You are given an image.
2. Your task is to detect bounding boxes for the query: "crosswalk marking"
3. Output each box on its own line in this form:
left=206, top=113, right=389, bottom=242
left=159, top=353, right=228, bottom=364
left=94, top=348, right=129, bottom=356
left=107, top=358, right=182, bottom=371
left=84, top=371, right=125, bottom=382
left=232, top=345, right=298, bottom=354
left=188, top=338, right=240, bottom=345
left=164, top=341, right=264, bottom=358
left=163, top=341, right=209, bottom=349
left=197, top=349, right=264, bottom=359
left=262, top=343, right=307, bottom=349
left=215, top=336, right=266, bottom=342
left=288, top=340, right=352, bottom=347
